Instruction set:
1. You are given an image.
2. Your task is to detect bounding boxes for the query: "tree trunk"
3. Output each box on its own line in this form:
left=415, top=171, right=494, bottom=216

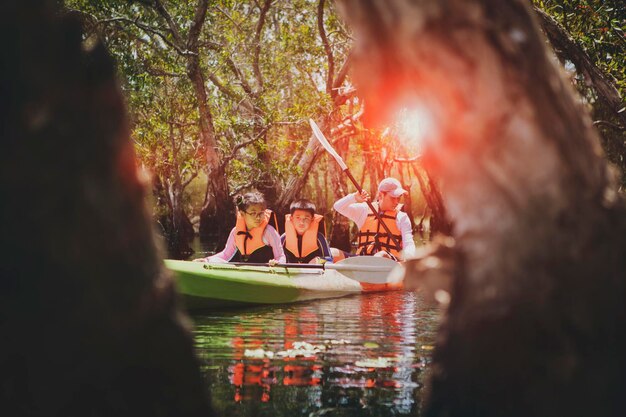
left=339, top=0, right=626, bottom=416
left=187, top=55, right=233, bottom=242
left=424, top=173, right=451, bottom=235
left=275, top=130, right=324, bottom=212
left=189, top=73, right=234, bottom=246
left=397, top=164, right=415, bottom=228
left=411, top=164, right=452, bottom=236
left=535, top=8, right=626, bottom=129
left=181, top=0, right=234, bottom=246
left=0, top=3, right=211, bottom=416
left=152, top=174, right=193, bottom=257
left=161, top=124, right=194, bottom=258
left=166, top=180, right=195, bottom=259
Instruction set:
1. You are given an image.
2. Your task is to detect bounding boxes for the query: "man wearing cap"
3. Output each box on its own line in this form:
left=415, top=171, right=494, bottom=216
left=333, top=177, right=416, bottom=260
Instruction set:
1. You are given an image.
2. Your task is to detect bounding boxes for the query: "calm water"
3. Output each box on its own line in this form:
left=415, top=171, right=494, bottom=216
left=191, top=291, right=441, bottom=417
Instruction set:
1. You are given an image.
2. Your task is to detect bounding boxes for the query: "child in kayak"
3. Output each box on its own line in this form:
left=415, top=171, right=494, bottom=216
left=281, top=199, right=333, bottom=264
left=196, top=191, right=286, bottom=264
left=333, top=177, right=415, bottom=260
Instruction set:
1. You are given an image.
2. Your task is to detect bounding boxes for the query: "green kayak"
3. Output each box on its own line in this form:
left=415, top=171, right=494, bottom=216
left=165, top=257, right=402, bottom=310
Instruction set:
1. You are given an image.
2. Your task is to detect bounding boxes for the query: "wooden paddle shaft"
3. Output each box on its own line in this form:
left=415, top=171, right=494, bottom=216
left=309, top=118, right=402, bottom=251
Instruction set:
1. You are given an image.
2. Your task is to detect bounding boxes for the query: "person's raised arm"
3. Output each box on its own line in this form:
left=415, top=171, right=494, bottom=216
left=333, top=191, right=370, bottom=228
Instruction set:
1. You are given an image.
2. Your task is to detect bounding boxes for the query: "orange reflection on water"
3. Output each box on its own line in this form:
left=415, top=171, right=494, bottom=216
left=225, top=293, right=416, bottom=404
left=229, top=324, right=273, bottom=403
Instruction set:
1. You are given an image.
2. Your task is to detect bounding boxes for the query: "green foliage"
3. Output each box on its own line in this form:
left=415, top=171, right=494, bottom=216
left=534, top=0, right=626, bottom=184
left=64, top=0, right=625, bottom=229
left=65, top=0, right=352, bottom=217
left=535, top=0, right=625, bottom=97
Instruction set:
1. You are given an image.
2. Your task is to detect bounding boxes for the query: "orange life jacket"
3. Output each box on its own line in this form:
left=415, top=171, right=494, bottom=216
left=284, top=214, right=323, bottom=263
left=357, top=202, right=403, bottom=258
left=234, top=209, right=275, bottom=262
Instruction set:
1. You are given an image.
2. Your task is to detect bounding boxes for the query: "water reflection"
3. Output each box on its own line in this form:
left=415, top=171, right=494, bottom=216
left=192, top=291, right=440, bottom=416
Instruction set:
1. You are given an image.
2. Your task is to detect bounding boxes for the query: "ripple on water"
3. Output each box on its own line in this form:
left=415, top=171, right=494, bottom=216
left=192, top=290, right=440, bottom=417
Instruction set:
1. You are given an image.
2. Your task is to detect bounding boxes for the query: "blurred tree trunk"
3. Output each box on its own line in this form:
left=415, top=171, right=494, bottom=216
left=339, top=0, right=626, bottom=416
left=0, top=2, right=211, bottom=416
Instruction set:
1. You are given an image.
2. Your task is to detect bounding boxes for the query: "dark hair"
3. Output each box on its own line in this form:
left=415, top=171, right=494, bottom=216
left=234, top=191, right=266, bottom=212
left=289, top=199, right=316, bottom=216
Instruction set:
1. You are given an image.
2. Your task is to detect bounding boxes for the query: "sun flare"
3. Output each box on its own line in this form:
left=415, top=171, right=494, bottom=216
left=394, top=105, right=435, bottom=154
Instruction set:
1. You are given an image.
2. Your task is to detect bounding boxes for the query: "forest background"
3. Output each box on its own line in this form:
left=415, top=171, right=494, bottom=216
left=66, top=0, right=625, bottom=258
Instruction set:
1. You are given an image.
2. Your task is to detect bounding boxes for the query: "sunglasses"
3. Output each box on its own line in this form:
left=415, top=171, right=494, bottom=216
left=243, top=211, right=265, bottom=219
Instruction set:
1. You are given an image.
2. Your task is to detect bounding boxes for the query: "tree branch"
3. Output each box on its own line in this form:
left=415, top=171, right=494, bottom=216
left=144, top=65, right=184, bottom=78
left=317, top=0, right=335, bottom=97
left=332, top=49, right=352, bottom=91
left=225, top=56, right=256, bottom=99
left=536, top=7, right=626, bottom=128
left=330, top=130, right=357, bottom=144
left=198, top=40, right=224, bottom=50
left=187, top=0, right=209, bottom=51
left=394, top=155, right=423, bottom=163
left=220, top=126, right=271, bottom=167
left=331, top=106, right=364, bottom=135
left=204, top=71, right=252, bottom=111
left=209, top=74, right=256, bottom=113
left=333, top=86, right=356, bottom=107
left=252, top=0, right=272, bottom=90
left=215, top=5, right=245, bottom=33
left=151, top=0, right=185, bottom=46
left=231, top=183, right=254, bottom=195
left=182, top=171, right=199, bottom=189
left=105, top=16, right=194, bottom=57
left=593, top=120, right=626, bottom=132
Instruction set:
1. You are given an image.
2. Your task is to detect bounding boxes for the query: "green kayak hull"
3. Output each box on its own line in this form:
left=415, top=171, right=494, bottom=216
left=165, top=260, right=367, bottom=310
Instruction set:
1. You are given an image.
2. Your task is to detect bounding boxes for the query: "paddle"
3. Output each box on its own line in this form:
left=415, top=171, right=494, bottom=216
left=309, top=119, right=402, bottom=251
left=321, top=255, right=400, bottom=284
left=204, top=256, right=401, bottom=284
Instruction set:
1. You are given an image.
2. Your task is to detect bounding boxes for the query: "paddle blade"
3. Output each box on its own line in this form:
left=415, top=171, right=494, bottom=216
left=327, top=256, right=404, bottom=285
left=309, top=118, right=348, bottom=170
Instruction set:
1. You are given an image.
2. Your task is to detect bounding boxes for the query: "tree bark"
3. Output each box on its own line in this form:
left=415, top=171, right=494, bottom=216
left=162, top=124, right=194, bottom=258
left=0, top=2, right=211, bottom=416
left=275, top=132, right=323, bottom=212
left=181, top=0, right=235, bottom=244
left=535, top=8, right=626, bottom=128
left=339, top=0, right=626, bottom=416
left=410, top=164, right=452, bottom=236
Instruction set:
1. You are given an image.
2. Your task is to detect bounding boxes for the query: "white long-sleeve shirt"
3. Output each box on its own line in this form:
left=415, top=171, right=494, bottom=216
left=333, top=193, right=416, bottom=259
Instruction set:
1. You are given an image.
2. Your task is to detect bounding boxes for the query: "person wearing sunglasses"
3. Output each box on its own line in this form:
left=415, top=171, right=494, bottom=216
left=281, top=199, right=333, bottom=264
left=195, top=191, right=285, bottom=264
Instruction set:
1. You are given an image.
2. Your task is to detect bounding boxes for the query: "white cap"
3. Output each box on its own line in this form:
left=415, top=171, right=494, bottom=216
left=378, top=177, right=408, bottom=197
